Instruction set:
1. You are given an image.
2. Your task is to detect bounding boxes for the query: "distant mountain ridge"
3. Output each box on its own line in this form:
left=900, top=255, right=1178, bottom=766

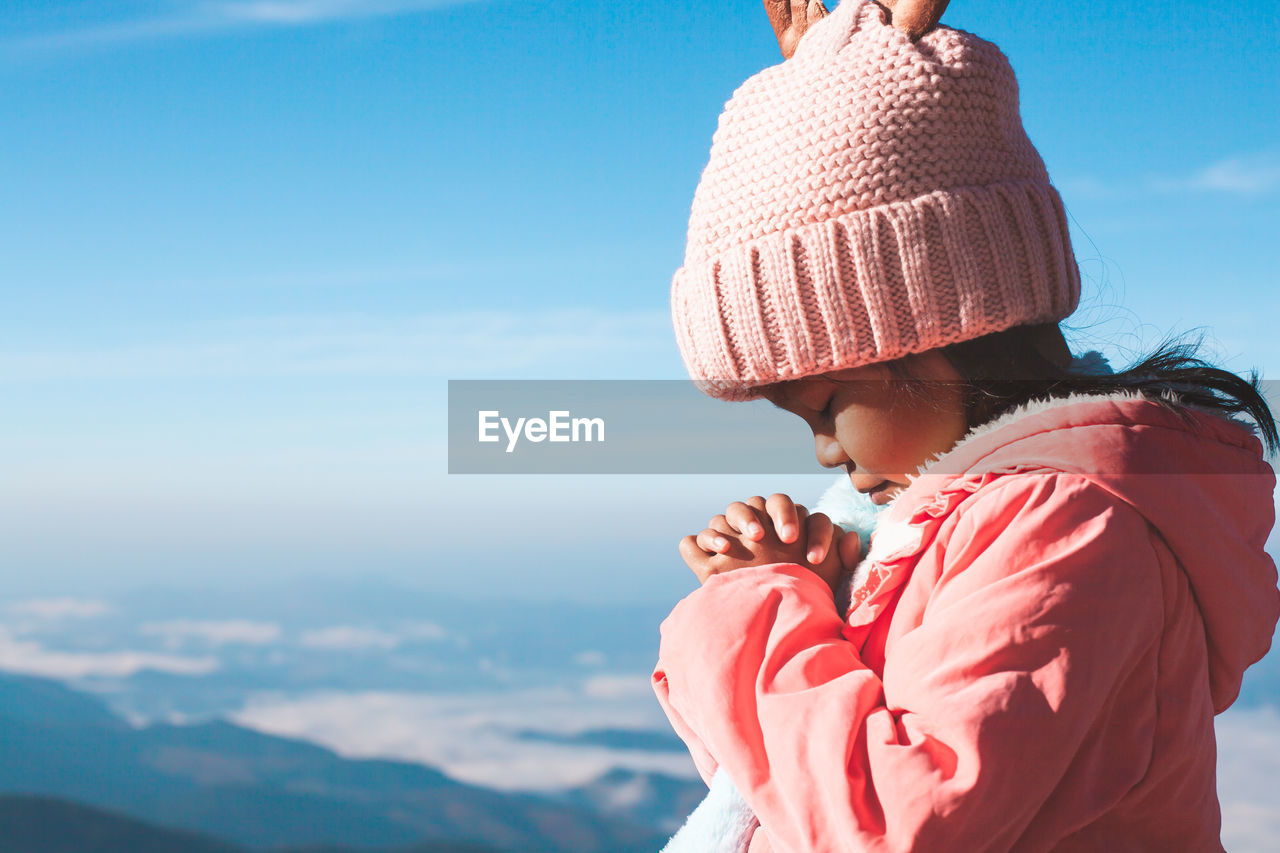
left=512, top=726, right=687, bottom=752
left=0, top=673, right=671, bottom=852
left=0, top=793, right=502, bottom=853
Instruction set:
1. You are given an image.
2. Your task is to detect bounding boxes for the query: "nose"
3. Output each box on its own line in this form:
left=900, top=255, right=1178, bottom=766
left=814, top=430, right=849, bottom=469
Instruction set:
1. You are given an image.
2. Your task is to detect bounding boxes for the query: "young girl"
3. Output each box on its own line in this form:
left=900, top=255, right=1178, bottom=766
left=652, top=1, right=1280, bottom=851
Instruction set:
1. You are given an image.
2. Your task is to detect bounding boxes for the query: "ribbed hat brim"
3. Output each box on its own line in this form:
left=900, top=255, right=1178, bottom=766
left=671, top=179, right=1081, bottom=401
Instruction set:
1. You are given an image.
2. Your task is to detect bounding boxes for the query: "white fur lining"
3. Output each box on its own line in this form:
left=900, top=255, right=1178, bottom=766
left=903, top=388, right=1151, bottom=487
left=659, top=765, right=758, bottom=853
left=904, top=385, right=1260, bottom=488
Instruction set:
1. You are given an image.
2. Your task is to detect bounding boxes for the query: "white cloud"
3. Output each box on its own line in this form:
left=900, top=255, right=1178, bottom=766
left=139, top=619, right=282, bottom=648
left=3, top=0, right=484, bottom=54
left=1064, top=151, right=1280, bottom=202
left=574, top=650, right=607, bottom=667
left=402, top=621, right=448, bottom=641
left=217, top=0, right=460, bottom=24
left=1150, top=151, right=1280, bottom=196
left=593, top=772, right=656, bottom=812
left=299, top=625, right=400, bottom=651
left=1185, top=152, right=1280, bottom=194
left=232, top=684, right=695, bottom=791
left=6, top=597, right=111, bottom=620
left=0, top=626, right=217, bottom=679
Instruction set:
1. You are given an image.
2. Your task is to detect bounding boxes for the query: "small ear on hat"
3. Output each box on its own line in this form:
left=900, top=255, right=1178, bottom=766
left=766, top=1, right=951, bottom=59
left=878, top=0, right=952, bottom=40
left=763, top=0, right=830, bottom=60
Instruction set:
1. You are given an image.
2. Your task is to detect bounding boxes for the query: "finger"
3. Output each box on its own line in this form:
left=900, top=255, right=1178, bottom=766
left=763, top=0, right=793, bottom=36
left=883, top=0, right=949, bottom=40
left=792, top=502, right=810, bottom=546
left=837, top=528, right=864, bottom=572
left=765, top=0, right=828, bottom=59
left=725, top=500, right=768, bottom=541
left=803, top=512, right=835, bottom=564
left=678, top=535, right=713, bottom=583
left=707, top=514, right=737, bottom=535
left=696, top=527, right=732, bottom=555
left=791, top=0, right=807, bottom=28
left=765, top=493, right=803, bottom=543
left=792, top=0, right=827, bottom=46
left=807, top=0, right=830, bottom=37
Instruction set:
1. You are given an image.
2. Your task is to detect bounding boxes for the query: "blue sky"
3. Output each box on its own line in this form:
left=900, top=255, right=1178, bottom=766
left=1, top=0, right=1277, bottom=601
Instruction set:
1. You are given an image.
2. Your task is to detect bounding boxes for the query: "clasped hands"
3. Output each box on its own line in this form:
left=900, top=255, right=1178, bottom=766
left=679, top=493, right=863, bottom=598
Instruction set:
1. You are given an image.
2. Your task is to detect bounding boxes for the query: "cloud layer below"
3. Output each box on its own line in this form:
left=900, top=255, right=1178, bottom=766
left=232, top=677, right=695, bottom=791
left=0, top=625, right=217, bottom=679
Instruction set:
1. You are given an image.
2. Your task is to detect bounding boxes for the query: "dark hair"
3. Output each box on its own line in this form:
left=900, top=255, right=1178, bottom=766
left=885, top=323, right=1279, bottom=456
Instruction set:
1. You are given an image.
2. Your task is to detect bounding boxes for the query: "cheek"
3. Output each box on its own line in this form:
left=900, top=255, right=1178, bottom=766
left=833, top=406, right=911, bottom=470
left=835, top=402, right=964, bottom=475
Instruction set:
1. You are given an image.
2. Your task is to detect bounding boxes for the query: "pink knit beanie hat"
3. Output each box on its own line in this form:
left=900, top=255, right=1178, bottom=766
left=671, top=0, right=1081, bottom=401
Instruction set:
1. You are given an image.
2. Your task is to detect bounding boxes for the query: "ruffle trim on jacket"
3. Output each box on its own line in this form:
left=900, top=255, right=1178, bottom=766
left=845, top=462, right=1051, bottom=632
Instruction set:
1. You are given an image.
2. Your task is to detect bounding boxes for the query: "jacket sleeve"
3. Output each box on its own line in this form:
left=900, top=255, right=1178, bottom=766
left=651, top=473, right=1165, bottom=852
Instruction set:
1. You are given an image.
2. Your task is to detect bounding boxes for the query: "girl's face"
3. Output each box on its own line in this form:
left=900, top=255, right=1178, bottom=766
left=759, top=351, right=970, bottom=505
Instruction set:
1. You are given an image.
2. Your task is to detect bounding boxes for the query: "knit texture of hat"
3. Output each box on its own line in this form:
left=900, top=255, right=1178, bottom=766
left=671, top=0, right=1081, bottom=401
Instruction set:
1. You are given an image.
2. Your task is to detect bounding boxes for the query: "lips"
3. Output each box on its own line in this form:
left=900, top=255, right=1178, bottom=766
left=852, top=477, right=895, bottom=506
left=868, top=485, right=894, bottom=506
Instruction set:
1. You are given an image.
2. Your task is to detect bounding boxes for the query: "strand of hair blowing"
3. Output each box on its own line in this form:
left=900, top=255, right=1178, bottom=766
left=881, top=323, right=1279, bottom=456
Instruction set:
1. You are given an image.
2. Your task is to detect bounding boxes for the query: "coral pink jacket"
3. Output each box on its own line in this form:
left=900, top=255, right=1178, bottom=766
left=653, top=392, right=1279, bottom=852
